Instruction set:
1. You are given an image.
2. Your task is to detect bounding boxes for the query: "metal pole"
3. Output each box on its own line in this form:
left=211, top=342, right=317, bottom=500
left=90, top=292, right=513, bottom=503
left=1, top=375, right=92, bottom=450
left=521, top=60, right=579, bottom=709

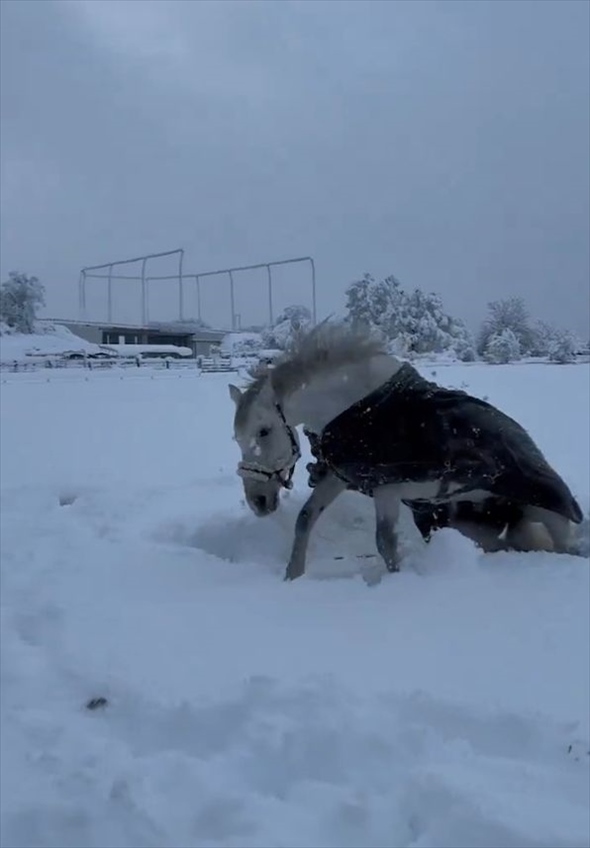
left=82, top=248, right=183, bottom=275
left=309, top=258, right=317, bottom=325
left=107, top=264, right=113, bottom=323
left=196, top=276, right=202, bottom=322
left=266, top=265, right=274, bottom=326
left=83, top=273, right=143, bottom=280
left=178, top=249, right=184, bottom=321
left=78, top=271, right=85, bottom=319
left=229, top=270, right=236, bottom=330
left=141, top=257, right=148, bottom=325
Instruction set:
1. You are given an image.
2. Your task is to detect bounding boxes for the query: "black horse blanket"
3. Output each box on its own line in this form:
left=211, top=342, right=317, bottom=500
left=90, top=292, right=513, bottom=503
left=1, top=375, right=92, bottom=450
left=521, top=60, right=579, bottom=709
left=311, top=363, right=582, bottom=525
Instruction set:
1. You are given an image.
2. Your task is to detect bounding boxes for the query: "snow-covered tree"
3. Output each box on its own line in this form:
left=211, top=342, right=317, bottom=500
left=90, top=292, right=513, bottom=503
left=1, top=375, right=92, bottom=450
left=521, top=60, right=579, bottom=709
left=0, top=272, right=45, bottom=333
left=345, top=273, right=475, bottom=359
left=344, top=273, right=378, bottom=329
left=452, top=326, right=477, bottom=362
left=262, top=304, right=312, bottom=350
left=404, top=290, right=448, bottom=353
left=483, top=328, right=521, bottom=364
left=387, top=331, right=414, bottom=357
left=527, top=320, right=557, bottom=357
left=231, top=335, right=264, bottom=356
left=525, top=320, right=579, bottom=362
left=478, top=297, right=535, bottom=356
left=345, top=274, right=408, bottom=341
left=548, top=328, right=578, bottom=364
left=404, top=290, right=475, bottom=357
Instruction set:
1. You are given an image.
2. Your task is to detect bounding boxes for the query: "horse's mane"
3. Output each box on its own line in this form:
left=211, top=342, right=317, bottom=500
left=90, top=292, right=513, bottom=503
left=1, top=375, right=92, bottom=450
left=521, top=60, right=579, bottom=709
left=234, top=320, right=389, bottom=427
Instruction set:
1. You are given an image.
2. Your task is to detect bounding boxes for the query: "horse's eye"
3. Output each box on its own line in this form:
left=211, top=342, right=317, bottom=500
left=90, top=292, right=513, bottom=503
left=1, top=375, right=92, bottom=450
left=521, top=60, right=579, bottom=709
left=258, top=427, right=271, bottom=438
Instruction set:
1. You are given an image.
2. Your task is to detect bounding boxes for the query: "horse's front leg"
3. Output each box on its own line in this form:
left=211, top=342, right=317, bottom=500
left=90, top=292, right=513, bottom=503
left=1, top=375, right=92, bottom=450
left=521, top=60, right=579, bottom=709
left=284, top=473, right=347, bottom=581
left=364, top=484, right=402, bottom=586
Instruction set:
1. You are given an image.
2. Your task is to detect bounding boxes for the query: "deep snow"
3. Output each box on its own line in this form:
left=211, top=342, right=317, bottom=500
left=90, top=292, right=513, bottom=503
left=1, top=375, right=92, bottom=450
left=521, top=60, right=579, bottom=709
left=1, top=362, right=589, bottom=848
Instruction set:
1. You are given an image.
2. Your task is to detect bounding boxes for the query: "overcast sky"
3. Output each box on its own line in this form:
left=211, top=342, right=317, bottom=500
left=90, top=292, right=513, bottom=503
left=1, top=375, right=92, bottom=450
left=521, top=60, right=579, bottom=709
left=1, top=0, right=588, bottom=335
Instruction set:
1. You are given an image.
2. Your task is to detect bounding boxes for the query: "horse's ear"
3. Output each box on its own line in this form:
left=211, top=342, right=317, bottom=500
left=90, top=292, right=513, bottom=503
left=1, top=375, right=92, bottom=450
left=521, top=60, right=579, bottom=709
left=228, top=384, right=242, bottom=406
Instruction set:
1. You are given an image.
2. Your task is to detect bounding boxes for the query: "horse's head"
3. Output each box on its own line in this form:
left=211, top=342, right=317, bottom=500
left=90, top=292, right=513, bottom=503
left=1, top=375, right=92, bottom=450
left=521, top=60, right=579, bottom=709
left=229, top=379, right=300, bottom=517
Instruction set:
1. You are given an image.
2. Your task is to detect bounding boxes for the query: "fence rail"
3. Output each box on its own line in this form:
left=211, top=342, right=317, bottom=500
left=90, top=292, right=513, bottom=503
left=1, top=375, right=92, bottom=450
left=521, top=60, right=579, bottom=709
left=0, top=353, right=251, bottom=378
left=1, top=357, right=193, bottom=372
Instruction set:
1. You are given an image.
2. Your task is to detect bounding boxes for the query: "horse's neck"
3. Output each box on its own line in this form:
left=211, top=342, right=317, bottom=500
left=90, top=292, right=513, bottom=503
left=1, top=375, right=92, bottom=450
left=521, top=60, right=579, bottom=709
left=282, top=352, right=401, bottom=432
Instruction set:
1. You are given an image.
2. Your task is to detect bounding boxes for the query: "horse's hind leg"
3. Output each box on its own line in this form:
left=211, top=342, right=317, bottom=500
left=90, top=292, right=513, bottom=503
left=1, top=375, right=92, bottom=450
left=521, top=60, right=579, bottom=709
left=450, top=499, right=534, bottom=553
left=505, top=516, right=553, bottom=552
left=451, top=519, right=509, bottom=552
left=523, top=506, right=575, bottom=554
left=284, top=473, right=347, bottom=581
left=366, top=485, right=402, bottom=585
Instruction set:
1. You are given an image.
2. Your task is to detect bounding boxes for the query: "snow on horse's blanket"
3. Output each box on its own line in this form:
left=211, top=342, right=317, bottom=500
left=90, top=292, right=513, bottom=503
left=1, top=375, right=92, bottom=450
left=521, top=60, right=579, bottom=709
left=320, top=363, right=583, bottom=522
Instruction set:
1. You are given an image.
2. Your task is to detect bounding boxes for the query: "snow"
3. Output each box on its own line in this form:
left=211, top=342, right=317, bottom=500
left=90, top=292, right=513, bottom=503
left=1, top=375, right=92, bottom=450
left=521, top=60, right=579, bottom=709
left=1, top=361, right=589, bottom=848
left=100, top=344, right=193, bottom=358
left=0, top=323, right=102, bottom=362
left=221, top=332, right=263, bottom=354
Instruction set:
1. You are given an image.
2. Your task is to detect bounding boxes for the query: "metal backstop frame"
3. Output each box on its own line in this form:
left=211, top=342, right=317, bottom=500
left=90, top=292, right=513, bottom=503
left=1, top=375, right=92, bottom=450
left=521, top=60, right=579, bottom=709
left=176, top=256, right=316, bottom=329
left=79, top=249, right=184, bottom=325
left=79, top=252, right=316, bottom=329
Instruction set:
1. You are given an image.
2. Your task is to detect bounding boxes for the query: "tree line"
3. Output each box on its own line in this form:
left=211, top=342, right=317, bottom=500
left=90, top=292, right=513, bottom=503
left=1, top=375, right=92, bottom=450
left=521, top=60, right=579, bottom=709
left=254, top=273, right=583, bottom=364
left=1, top=268, right=585, bottom=364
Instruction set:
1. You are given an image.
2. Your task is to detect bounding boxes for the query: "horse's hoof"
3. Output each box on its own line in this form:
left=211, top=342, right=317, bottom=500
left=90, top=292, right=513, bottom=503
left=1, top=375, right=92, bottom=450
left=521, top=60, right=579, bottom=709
left=361, top=563, right=385, bottom=586
left=284, top=566, right=304, bottom=581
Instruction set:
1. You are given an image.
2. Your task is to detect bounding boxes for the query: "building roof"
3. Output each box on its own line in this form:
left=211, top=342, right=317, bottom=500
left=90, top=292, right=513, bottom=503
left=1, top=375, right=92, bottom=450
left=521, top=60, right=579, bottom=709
left=42, top=318, right=226, bottom=341
left=101, top=344, right=193, bottom=357
left=147, top=321, right=226, bottom=340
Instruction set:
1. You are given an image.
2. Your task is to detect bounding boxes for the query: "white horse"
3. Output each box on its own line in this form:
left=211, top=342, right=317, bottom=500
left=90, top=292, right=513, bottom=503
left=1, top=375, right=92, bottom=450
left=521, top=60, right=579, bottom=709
left=229, top=321, right=582, bottom=583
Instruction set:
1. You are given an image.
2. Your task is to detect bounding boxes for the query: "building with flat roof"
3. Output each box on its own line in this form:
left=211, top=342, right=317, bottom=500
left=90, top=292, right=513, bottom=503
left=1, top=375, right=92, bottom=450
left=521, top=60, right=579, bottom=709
left=51, top=320, right=226, bottom=357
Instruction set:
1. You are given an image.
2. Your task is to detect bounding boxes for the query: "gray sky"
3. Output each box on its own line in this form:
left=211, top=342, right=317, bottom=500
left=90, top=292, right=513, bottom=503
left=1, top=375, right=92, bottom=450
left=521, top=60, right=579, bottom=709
left=1, top=0, right=589, bottom=336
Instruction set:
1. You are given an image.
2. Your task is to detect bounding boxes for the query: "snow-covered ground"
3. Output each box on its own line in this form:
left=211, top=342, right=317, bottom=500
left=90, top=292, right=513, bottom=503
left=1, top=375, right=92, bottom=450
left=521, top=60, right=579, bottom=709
left=0, top=323, right=103, bottom=362
left=1, top=362, right=589, bottom=848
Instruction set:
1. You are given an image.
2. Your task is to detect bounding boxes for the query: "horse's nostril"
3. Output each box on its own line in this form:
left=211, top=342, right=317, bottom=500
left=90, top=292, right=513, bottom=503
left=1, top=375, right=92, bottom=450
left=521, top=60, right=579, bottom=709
left=254, top=495, right=267, bottom=511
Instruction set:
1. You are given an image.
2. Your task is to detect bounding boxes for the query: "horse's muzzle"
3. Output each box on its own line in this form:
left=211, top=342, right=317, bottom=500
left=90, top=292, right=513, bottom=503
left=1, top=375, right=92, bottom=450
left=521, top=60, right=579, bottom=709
left=250, top=491, right=279, bottom=516
left=241, top=476, right=281, bottom=517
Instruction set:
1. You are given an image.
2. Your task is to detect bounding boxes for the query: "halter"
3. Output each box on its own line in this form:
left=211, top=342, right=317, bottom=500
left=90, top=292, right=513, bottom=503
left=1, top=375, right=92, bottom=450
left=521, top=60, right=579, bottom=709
left=237, top=402, right=301, bottom=489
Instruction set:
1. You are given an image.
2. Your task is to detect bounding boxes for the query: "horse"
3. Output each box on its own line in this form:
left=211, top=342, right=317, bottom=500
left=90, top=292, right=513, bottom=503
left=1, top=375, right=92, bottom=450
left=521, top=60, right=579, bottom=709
left=229, top=321, right=583, bottom=583
left=302, top=426, right=533, bottom=551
